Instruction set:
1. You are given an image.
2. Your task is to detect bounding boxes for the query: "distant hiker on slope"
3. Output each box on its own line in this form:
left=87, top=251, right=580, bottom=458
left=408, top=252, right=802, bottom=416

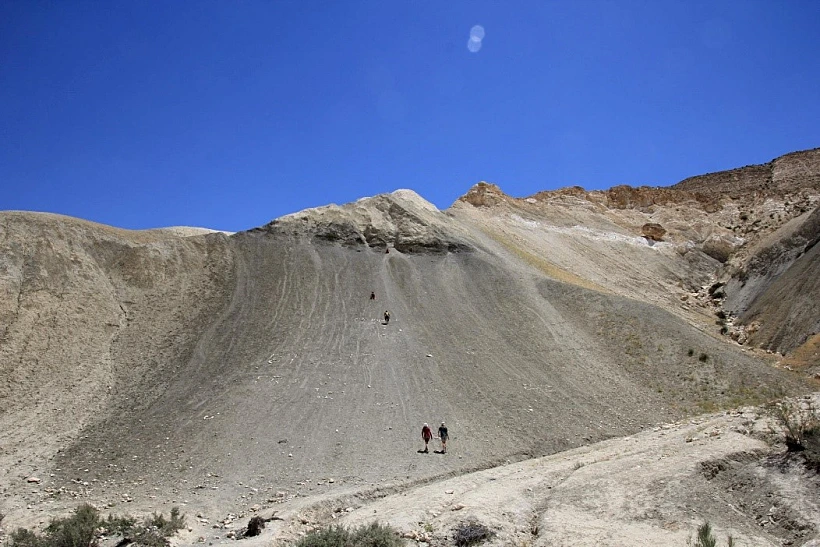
left=384, top=310, right=390, bottom=324
left=421, top=423, right=433, bottom=453
left=370, top=291, right=376, bottom=300
left=438, top=421, right=448, bottom=454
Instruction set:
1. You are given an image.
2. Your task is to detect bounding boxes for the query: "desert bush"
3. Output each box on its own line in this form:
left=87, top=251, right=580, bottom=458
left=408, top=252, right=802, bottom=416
left=687, top=521, right=733, bottom=547
left=698, top=353, right=709, bottom=362
left=43, top=503, right=99, bottom=547
left=143, top=506, right=185, bottom=537
left=766, top=398, right=819, bottom=451
left=7, top=527, right=43, bottom=547
left=453, top=520, right=494, bottom=547
left=295, top=524, right=349, bottom=547
left=349, top=522, right=403, bottom=547
left=100, top=513, right=136, bottom=535
left=294, top=522, right=402, bottom=547
left=5, top=505, right=185, bottom=547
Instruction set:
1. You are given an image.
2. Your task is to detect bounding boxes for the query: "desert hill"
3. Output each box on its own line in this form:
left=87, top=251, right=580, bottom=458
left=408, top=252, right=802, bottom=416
left=1, top=148, right=819, bottom=546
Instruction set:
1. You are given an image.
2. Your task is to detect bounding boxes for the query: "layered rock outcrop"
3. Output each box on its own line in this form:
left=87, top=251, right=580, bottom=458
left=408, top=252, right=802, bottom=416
left=257, top=189, right=473, bottom=253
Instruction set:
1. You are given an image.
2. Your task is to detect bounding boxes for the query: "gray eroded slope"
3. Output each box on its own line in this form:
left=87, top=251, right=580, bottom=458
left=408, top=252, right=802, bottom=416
left=43, top=227, right=803, bottom=520
left=0, top=212, right=234, bottom=496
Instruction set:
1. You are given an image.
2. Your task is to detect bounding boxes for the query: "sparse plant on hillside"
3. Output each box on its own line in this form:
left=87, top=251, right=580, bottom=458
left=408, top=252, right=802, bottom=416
left=4, top=504, right=186, bottom=547
left=766, top=398, right=819, bottom=451
left=7, top=527, right=41, bottom=547
left=687, top=522, right=734, bottom=547
left=453, top=520, right=494, bottom=547
left=44, top=503, right=98, bottom=547
left=142, top=506, right=186, bottom=538
left=294, top=522, right=402, bottom=547
left=698, top=352, right=709, bottom=362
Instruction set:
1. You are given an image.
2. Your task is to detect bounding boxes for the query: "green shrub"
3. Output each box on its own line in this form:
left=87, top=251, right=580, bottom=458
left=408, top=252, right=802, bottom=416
left=5, top=505, right=185, bottom=547
left=687, top=521, right=733, bottom=547
left=349, top=522, right=403, bottom=547
left=453, top=520, right=494, bottom=547
left=101, top=513, right=136, bottom=534
left=7, top=527, right=44, bottom=547
left=143, top=506, right=186, bottom=537
left=43, top=503, right=99, bottom=547
left=295, top=524, right=349, bottom=547
left=295, top=522, right=402, bottom=547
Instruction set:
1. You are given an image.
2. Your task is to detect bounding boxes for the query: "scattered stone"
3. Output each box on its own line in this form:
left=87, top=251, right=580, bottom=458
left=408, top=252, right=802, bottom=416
left=26, top=476, right=41, bottom=483
left=641, top=223, right=666, bottom=241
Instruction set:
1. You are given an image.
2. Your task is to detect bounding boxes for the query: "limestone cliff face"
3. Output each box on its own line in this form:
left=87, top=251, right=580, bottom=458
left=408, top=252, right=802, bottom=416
left=673, top=148, right=820, bottom=197
left=458, top=182, right=510, bottom=207
left=452, top=148, right=820, bottom=364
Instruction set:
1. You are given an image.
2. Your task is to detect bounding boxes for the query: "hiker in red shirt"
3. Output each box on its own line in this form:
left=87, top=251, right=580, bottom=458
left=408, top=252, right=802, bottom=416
left=421, top=423, right=433, bottom=453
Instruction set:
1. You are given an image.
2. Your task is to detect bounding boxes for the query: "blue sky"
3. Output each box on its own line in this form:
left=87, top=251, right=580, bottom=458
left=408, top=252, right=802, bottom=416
left=2, top=1, right=819, bottom=232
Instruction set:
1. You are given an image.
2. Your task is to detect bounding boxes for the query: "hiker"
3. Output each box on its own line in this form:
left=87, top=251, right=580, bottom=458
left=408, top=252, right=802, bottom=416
left=370, top=291, right=375, bottom=300
left=421, top=423, right=433, bottom=453
left=438, top=421, right=448, bottom=454
left=384, top=310, right=390, bottom=324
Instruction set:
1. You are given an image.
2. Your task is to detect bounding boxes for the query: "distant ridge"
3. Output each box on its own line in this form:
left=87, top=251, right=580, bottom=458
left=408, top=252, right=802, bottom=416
left=672, top=147, right=820, bottom=197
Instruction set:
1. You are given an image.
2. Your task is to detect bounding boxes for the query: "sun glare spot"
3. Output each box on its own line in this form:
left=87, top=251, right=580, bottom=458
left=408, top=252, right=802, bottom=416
left=467, top=24, right=485, bottom=53
left=470, top=25, right=485, bottom=41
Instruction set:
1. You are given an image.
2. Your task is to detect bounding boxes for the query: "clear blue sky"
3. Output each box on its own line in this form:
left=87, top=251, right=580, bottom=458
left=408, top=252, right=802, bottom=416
left=2, top=1, right=819, bottom=232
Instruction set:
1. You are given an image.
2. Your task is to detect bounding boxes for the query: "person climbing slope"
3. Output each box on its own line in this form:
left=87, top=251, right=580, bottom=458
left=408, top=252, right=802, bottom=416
left=384, top=310, right=390, bottom=324
left=421, top=423, right=432, bottom=453
left=370, top=291, right=375, bottom=300
left=438, top=421, right=448, bottom=454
